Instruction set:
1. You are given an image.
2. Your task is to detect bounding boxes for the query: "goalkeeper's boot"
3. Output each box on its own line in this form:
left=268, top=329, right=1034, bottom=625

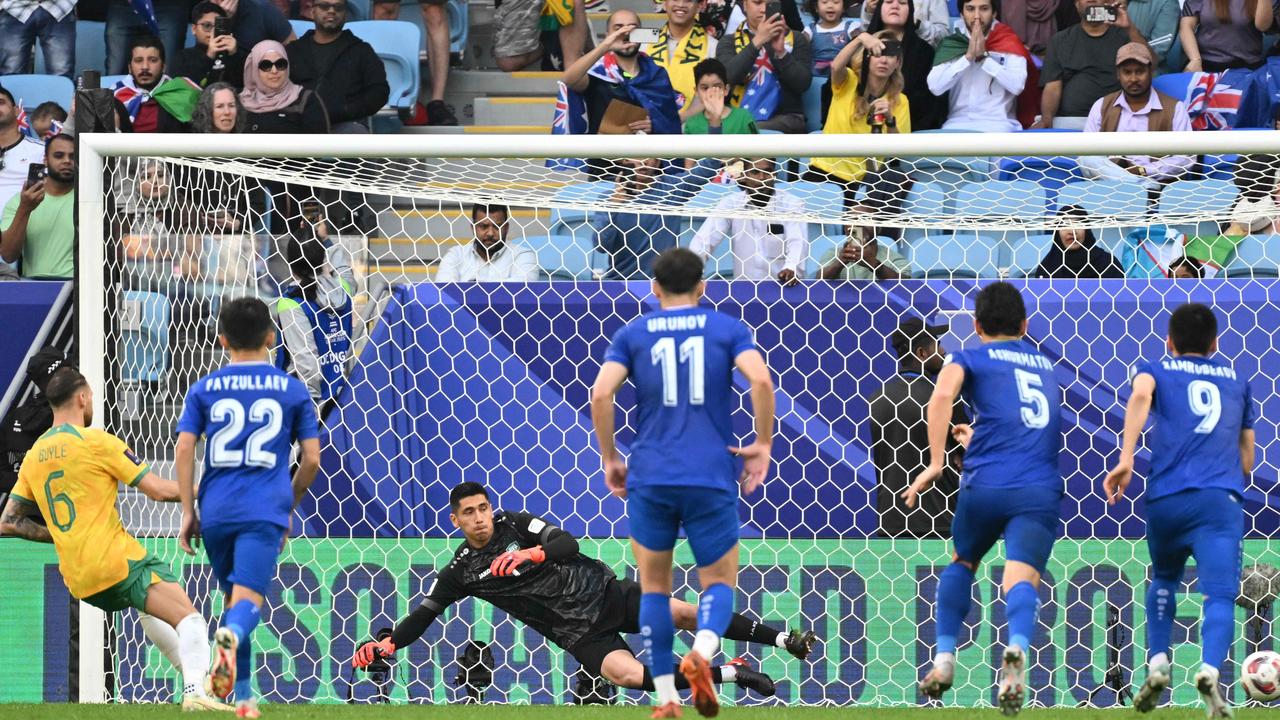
left=235, top=699, right=261, bottom=719
left=784, top=629, right=819, bottom=661
left=208, top=627, right=238, bottom=700
left=996, top=646, right=1027, bottom=717
left=728, top=657, right=776, bottom=697
left=919, top=654, right=955, bottom=700
left=181, top=694, right=233, bottom=712
left=1195, top=665, right=1233, bottom=720
left=680, top=650, right=719, bottom=718
left=1134, top=656, right=1171, bottom=713
left=650, top=701, right=682, bottom=719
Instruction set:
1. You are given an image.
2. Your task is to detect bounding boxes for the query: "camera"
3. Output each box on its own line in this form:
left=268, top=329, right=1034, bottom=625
left=697, top=0, right=735, bottom=38
left=1084, top=5, right=1117, bottom=23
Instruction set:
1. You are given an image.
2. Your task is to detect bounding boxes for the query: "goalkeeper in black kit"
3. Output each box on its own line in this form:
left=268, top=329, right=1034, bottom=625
left=353, top=482, right=817, bottom=696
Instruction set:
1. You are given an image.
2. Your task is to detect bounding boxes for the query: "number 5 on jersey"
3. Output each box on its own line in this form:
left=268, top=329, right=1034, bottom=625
left=1015, top=368, right=1050, bottom=430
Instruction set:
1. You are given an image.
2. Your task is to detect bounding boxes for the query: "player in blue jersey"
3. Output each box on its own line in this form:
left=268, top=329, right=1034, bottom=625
left=591, top=248, right=775, bottom=719
left=903, top=282, right=1064, bottom=716
left=175, top=298, right=321, bottom=719
left=1105, top=303, right=1255, bottom=719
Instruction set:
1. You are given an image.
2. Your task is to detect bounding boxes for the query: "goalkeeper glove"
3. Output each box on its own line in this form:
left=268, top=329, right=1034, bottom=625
left=489, top=545, right=546, bottom=577
left=353, top=637, right=396, bottom=668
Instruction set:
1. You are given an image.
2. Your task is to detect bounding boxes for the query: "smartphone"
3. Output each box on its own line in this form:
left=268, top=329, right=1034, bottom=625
left=628, top=27, right=660, bottom=44
left=26, top=163, right=47, bottom=187
left=765, top=0, right=782, bottom=17
left=213, top=16, right=231, bottom=37
left=1084, top=5, right=1116, bottom=22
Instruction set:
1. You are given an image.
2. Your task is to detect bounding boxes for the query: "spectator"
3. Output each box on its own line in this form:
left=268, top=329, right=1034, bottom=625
left=170, top=2, right=248, bottom=89
left=192, top=81, right=246, bottom=133
left=0, top=88, right=46, bottom=212
left=1126, top=0, right=1179, bottom=70
left=861, top=0, right=948, bottom=45
left=435, top=204, right=539, bottom=281
left=370, top=0, right=458, bottom=125
left=1035, top=0, right=1150, bottom=128
left=818, top=224, right=909, bottom=280
left=189, top=83, right=251, bottom=235
left=809, top=32, right=913, bottom=209
left=646, top=0, right=719, bottom=111
left=807, top=0, right=861, bottom=79
left=211, top=0, right=295, bottom=54
left=928, top=0, right=1032, bottom=132
left=863, top=0, right=945, bottom=131
left=476, top=0, right=585, bottom=73
left=288, top=0, right=390, bottom=133
left=590, top=158, right=721, bottom=278
left=0, top=134, right=74, bottom=280
left=562, top=11, right=683, bottom=136
left=105, top=0, right=190, bottom=75
left=1179, top=0, right=1273, bottom=72
left=1080, top=42, right=1192, bottom=189
left=1032, top=205, right=1124, bottom=278
left=688, top=158, right=808, bottom=283
left=0, top=0, right=75, bottom=78
left=112, top=36, right=197, bottom=133
left=1003, top=0, right=1058, bottom=56
left=869, top=317, right=967, bottom=539
left=0, top=347, right=69, bottom=510
left=276, top=228, right=354, bottom=417
left=682, top=59, right=760, bottom=134
left=241, top=40, right=330, bottom=133
left=29, top=101, right=67, bottom=140
left=717, top=0, right=812, bottom=133
left=1169, top=255, right=1204, bottom=278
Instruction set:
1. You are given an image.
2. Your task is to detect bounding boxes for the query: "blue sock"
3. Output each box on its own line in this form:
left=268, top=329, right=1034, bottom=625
left=697, top=583, right=734, bottom=636
left=1006, top=581, right=1039, bottom=652
left=233, top=634, right=252, bottom=701
left=224, top=599, right=261, bottom=645
left=1201, top=595, right=1234, bottom=670
left=935, top=563, right=974, bottom=655
left=1145, top=577, right=1178, bottom=660
left=639, top=593, right=675, bottom=678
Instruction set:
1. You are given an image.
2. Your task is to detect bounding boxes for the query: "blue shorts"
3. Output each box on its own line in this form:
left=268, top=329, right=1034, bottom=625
left=1146, top=488, right=1243, bottom=599
left=202, top=521, right=286, bottom=595
left=627, top=485, right=740, bottom=567
left=951, top=485, right=1061, bottom=574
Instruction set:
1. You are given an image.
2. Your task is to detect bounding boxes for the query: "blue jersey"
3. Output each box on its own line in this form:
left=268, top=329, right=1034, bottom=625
left=176, top=361, right=319, bottom=529
left=604, top=306, right=756, bottom=493
left=948, top=339, right=1063, bottom=490
left=1134, top=355, right=1254, bottom=502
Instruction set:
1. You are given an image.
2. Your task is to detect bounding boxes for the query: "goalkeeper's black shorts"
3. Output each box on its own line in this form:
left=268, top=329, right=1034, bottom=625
left=567, top=578, right=642, bottom=677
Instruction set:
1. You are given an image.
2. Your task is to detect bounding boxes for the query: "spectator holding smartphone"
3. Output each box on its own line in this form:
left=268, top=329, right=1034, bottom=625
left=818, top=225, right=909, bottom=280
left=716, top=0, right=813, bottom=133
left=172, top=3, right=248, bottom=89
left=0, top=134, right=75, bottom=280
left=1035, top=0, right=1151, bottom=128
left=1179, top=0, right=1273, bottom=72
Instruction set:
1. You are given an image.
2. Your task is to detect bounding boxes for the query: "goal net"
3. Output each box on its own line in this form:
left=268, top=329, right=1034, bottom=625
left=59, top=131, right=1279, bottom=707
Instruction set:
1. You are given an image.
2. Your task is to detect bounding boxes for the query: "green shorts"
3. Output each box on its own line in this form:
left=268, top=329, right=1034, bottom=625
left=82, top=554, right=178, bottom=613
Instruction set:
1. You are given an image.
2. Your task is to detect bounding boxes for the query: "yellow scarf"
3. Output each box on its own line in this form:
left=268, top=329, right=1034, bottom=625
left=646, top=23, right=710, bottom=108
left=728, top=26, right=793, bottom=108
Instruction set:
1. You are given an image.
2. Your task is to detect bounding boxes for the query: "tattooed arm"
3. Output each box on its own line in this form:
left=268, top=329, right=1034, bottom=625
left=0, top=495, right=53, bottom=543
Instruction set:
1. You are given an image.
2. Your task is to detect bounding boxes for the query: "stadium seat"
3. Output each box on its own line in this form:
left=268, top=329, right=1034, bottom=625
left=549, top=181, right=615, bottom=233
left=903, top=130, right=990, bottom=189
left=1152, top=72, right=1196, bottom=103
left=1157, top=179, right=1238, bottom=237
left=523, top=233, right=597, bottom=280
left=101, top=74, right=130, bottom=88
left=802, top=75, right=827, bottom=133
left=1056, top=179, right=1151, bottom=253
left=346, top=21, right=422, bottom=113
left=120, top=291, right=170, bottom=382
left=900, top=181, right=948, bottom=245
left=0, top=74, right=74, bottom=112
left=347, top=0, right=371, bottom=20
left=289, top=19, right=314, bottom=37
left=778, top=180, right=842, bottom=237
left=1223, top=234, right=1280, bottom=277
left=1003, top=233, right=1055, bottom=277
left=910, top=231, right=1001, bottom=278
left=447, top=0, right=469, bottom=55
left=995, top=155, right=1083, bottom=203
left=954, top=180, right=1048, bottom=219
left=33, top=20, right=106, bottom=75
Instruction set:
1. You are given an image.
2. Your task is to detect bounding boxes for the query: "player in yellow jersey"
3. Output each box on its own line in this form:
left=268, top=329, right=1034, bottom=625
left=0, top=367, right=230, bottom=711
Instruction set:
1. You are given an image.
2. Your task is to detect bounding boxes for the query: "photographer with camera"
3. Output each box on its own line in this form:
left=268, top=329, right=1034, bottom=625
left=171, top=2, right=248, bottom=89
left=1179, top=0, right=1273, bottom=72
left=716, top=0, right=813, bottom=133
left=1035, top=0, right=1151, bottom=128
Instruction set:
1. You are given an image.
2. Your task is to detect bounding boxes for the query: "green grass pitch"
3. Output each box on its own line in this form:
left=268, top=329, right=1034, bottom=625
left=5, top=707, right=1277, bottom=720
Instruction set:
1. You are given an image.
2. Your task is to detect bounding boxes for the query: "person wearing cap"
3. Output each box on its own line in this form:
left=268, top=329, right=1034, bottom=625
left=868, top=319, right=968, bottom=539
left=818, top=225, right=909, bottom=281
left=0, top=347, right=70, bottom=510
left=1079, top=42, right=1192, bottom=190
left=1034, top=0, right=1151, bottom=129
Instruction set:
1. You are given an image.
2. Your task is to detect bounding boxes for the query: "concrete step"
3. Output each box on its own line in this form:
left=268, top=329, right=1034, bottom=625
left=473, top=96, right=556, bottom=126
left=449, top=69, right=562, bottom=95
left=587, top=10, right=665, bottom=22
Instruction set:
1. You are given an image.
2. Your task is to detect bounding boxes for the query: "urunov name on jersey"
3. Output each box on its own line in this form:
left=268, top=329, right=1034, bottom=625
left=419, top=511, right=616, bottom=648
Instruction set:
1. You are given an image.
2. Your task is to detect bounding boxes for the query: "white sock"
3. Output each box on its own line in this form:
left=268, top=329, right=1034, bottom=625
left=934, top=651, right=956, bottom=667
left=139, top=613, right=182, bottom=669
left=1149, top=652, right=1169, bottom=670
left=718, top=664, right=737, bottom=683
left=692, top=629, right=720, bottom=662
left=1199, top=662, right=1219, bottom=680
left=653, top=673, right=679, bottom=705
left=176, top=613, right=213, bottom=697
left=774, top=632, right=788, bottom=648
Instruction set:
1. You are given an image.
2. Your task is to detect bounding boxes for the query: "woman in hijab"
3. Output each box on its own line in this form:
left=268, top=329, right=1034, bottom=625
left=1033, top=205, right=1124, bottom=279
left=862, top=0, right=945, bottom=131
left=240, top=40, right=329, bottom=134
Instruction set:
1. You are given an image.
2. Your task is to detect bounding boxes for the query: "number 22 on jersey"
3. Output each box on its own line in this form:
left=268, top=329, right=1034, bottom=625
left=208, top=398, right=284, bottom=468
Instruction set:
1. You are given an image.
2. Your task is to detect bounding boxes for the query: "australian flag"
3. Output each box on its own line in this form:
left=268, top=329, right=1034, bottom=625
left=15, top=101, right=32, bottom=139
left=130, top=0, right=161, bottom=34
left=1185, top=70, right=1247, bottom=130
left=546, top=80, right=587, bottom=170
left=739, top=51, right=782, bottom=122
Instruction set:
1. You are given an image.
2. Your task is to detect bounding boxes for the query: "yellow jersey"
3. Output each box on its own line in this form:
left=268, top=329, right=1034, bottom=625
left=12, top=424, right=151, bottom=599
left=811, top=67, right=912, bottom=183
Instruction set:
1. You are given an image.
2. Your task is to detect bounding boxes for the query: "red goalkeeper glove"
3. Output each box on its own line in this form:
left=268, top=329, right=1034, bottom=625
left=489, top=545, right=546, bottom=577
left=352, top=637, right=396, bottom=668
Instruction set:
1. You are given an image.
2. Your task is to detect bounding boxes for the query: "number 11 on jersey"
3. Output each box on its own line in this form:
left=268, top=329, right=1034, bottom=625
left=651, top=336, right=705, bottom=407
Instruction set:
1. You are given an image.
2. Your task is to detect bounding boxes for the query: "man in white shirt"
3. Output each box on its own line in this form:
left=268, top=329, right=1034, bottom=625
left=688, top=158, right=808, bottom=283
left=1079, top=42, right=1192, bottom=191
left=0, top=87, right=48, bottom=213
left=927, top=0, right=1027, bottom=132
left=435, top=204, right=540, bottom=282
